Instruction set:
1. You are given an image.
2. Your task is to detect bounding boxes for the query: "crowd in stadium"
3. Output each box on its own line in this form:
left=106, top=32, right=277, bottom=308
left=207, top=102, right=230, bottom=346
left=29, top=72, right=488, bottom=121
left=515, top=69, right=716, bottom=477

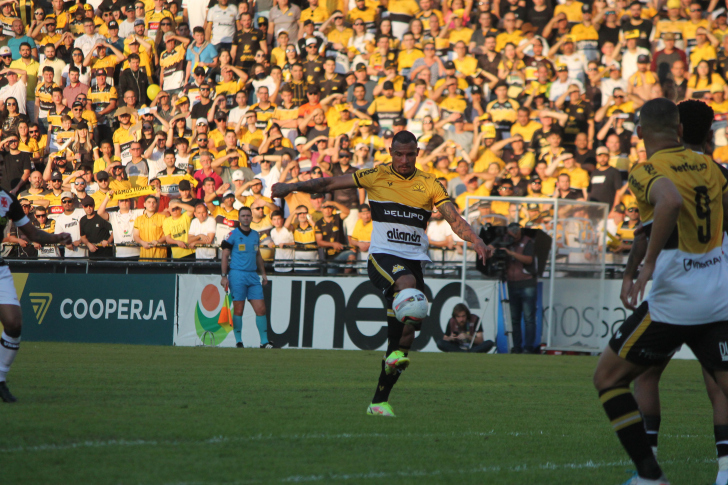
left=0, top=0, right=715, bottom=263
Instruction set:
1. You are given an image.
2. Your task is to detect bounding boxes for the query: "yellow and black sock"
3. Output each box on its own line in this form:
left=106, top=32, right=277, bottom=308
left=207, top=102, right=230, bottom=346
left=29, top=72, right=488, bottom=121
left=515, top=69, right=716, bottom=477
left=372, top=302, right=406, bottom=404
left=599, top=387, right=662, bottom=480
left=643, top=415, right=661, bottom=449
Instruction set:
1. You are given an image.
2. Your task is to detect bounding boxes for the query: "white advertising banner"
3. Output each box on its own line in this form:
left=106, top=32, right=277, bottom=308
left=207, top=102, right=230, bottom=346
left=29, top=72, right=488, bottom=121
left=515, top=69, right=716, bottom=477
left=544, top=279, right=695, bottom=360
left=174, top=275, right=498, bottom=351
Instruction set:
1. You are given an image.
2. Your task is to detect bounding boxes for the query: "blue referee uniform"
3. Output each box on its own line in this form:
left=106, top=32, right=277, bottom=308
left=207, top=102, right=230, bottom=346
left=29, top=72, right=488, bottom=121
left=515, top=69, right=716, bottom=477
left=221, top=227, right=270, bottom=347
left=221, top=228, right=264, bottom=301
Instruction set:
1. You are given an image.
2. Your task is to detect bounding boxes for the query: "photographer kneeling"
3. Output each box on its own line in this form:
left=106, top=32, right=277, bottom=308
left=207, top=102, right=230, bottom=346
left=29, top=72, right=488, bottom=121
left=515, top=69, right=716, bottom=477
left=490, top=222, right=539, bottom=354
left=437, top=303, right=494, bottom=353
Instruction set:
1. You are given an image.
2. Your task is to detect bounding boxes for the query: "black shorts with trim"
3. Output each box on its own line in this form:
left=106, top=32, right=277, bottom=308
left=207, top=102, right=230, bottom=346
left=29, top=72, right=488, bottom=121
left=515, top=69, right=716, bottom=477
left=367, top=253, right=425, bottom=329
left=609, top=301, right=728, bottom=371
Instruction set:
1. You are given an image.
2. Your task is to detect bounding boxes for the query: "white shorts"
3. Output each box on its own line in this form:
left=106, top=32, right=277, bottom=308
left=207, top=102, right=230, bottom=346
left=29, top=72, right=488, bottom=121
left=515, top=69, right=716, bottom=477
left=0, top=266, right=19, bottom=306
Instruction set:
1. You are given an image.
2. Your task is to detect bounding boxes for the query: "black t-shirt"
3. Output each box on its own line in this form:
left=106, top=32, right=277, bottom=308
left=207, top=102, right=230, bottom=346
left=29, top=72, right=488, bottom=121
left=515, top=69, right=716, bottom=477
left=79, top=213, right=113, bottom=258
left=599, top=24, right=620, bottom=48
left=620, top=20, right=652, bottom=50
left=574, top=148, right=596, bottom=167
left=1, top=151, right=31, bottom=192
left=526, top=6, right=553, bottom=35
left=557, top=188, right=583, bottom=200
left=190, top=99, right=214, bottom=119
left=315, top=213, right=347, bottom=257
left=588, top=166, right=622, bottom=206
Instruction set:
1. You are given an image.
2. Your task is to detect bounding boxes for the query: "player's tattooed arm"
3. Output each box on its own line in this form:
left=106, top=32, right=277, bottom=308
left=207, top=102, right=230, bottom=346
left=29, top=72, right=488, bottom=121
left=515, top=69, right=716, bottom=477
left=271, top=174, right=358, bottom=198
left=438, top=201, right=492, bottom=261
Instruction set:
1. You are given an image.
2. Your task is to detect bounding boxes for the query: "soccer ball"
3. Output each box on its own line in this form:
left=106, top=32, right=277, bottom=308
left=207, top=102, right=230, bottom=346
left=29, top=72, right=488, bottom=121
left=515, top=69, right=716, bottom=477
left=393, top=288, right=429, bottom=323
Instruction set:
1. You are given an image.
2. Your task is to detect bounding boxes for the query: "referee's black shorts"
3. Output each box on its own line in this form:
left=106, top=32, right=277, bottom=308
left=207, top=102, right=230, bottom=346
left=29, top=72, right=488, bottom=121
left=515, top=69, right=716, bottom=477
left=367, top=253, right=425, bottom=295
left=609, top=301, right=728, bottom=372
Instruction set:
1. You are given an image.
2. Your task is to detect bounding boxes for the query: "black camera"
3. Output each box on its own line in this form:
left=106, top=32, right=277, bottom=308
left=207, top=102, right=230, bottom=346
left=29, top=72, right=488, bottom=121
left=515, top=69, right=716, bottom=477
left=475, top=223, right=553, bottom=279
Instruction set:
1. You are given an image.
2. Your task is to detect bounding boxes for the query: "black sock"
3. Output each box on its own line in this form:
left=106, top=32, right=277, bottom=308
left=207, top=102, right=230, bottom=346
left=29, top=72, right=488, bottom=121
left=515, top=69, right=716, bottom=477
left=372, top=310, right=405, bottom=404
left=643, top=415, right=661, bottom=449
left=715, top=425, right=728, bottom=458
left=599, top=387, right=661, bottom=480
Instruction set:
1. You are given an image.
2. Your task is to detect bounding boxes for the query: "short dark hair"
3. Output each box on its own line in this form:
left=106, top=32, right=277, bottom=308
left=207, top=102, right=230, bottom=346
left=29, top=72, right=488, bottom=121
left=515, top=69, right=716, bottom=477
left=69, top=66, right=80, bottom=74
left=391, top=130, right=417, bottom=148
left=127, top=53, right=140, bottom=62
left=677, top=99, right=714, bottom=146
left=164, top=148, right=176, bottom=157
left=193, top=26, right=205, bottom=35
left=271, top=210, right=284, bottom=218
left=239, top=206, right=252, bottom=214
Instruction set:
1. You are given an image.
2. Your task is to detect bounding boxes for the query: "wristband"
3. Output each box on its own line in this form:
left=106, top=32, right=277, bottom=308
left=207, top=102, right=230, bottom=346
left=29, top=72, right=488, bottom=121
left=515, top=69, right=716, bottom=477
left=221, top=273, right=228, bottom=277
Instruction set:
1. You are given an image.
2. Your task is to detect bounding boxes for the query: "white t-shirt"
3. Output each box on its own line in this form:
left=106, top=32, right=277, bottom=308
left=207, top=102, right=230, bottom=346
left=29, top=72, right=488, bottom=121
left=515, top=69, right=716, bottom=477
left=403, top=97, right=439, bottom=138
left=189, top=216, right=217, bottom=259
left=74, top=34, right=104, bottom=57
left=228, top=106, right=248, bottom=128
left=54, top=208, right=88, bottom=258
left=109, top=209, right=142, bottom=258
left=183, top=0, right=211, bottom=32
left=270, top=226, right=294, bottom=272
left=256, top=168, right=281, bottom=198
left=426, top=219, right=454, bottom=262
left=0, top=81, right=27, bottom=114
left=621, top=47, right=651, bottom=82
left=118, top=19, right=135, bottom=39
left=206, top=5, right=236, bottom=45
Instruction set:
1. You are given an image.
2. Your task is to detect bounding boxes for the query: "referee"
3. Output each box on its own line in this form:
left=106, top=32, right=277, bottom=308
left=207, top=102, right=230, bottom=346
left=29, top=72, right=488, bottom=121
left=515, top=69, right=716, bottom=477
left=220, top=207, right=275, bottom=349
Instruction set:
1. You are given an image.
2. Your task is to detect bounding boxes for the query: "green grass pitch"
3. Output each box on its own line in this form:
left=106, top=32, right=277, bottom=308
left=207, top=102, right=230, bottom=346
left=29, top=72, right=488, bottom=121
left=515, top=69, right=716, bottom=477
left=1, top=343, right=719, bottom=484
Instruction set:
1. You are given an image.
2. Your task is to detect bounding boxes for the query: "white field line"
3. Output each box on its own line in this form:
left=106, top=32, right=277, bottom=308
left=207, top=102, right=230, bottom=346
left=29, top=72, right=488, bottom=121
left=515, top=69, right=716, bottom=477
left=159, top=458, right=717, bottom=485
left=0, top=430, right=533, bottom=453
left=0, top=429, right=712, bottom=454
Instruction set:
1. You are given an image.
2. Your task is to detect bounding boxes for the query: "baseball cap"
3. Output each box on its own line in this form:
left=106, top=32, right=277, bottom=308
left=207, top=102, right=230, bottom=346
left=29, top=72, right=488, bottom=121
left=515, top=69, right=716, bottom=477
left=712, top=84, right=724, bottom=93
left=581, top=3, right=591, bottom=12
left=382, top=80, right=394, bottom=90
left=526, top=203, right=540, bottom=210
left=0, top=46, right=10, bottom=56
left=115, top=106, right=134, bottom=117
left=80, top=196, right=95, bottom=207
left=637, top=54, right=650, bottom=64
left=214, top=110, right=227, bottom=120
left=83, top=3, right=93, bottom=10
left=95, top=68, right=106, bottom=76
left=596, top=146, right=609, bottom=155
left=193, top=66, right=206, bottom=76
left=76, top=121, right=88, bottom=130
left=232, top=170, right=245, bottom=181
left=609, top=61, right=621, bottom=70
left=393, top=117, right=407, bottom=127
left=381, top=129, right=394, bottom=138
left=134, top=18, right=145, bottom=26
left=471, top=85, right=483, bottom=95
left=96, top=171, right=109, bottom=181
left=444, top=60, right=455, bottom=70
left=663, top=32, right=675, bottom=41
left=178, top=179, right=191, bottom=190
left=258, top=16, right=268, bottom=25
left=72, top=101, right=84, bottom=108
left=196, top=118, right=208, bottom=126
left=478, top=200, right=491, bottom=208
left=50, top=171, right=63, bottom=181
left=384, top=60, right=396, bottom=69
left=163, top=31, right=175, bottom=41
left=108, top=20, right=119, bottom=29
left=667, top=0, right=681, bottom=7
left=338, top=150, right=352, bottom=158
left=61, top=191, right=74, bottom=201
left=176, top=96, right=189, bottom=106
left=311, top=193, right=324, bottom=199
left=305, top=37, right=317, bottom=46
left=481, top=123, right=496, bottom=139
left=556, top=63, right=568, bottom=72
left=355, top=62, right=366, bottom=72
left=295, top=136, right=307, bottom=145
left=529, top=177, right=542, bottom=184
left=451, top=8, right=464, bottom=17
left=222, top=190, right=235, bottom=199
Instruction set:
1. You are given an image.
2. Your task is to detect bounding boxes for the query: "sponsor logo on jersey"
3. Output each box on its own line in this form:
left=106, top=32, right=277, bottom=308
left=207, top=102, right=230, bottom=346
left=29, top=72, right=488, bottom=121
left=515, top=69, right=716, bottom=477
left=670, top=161, right=708, bottom=173
left=384, top=209, right=424, bottom=221
left=683, top=256, right=722, bottom=272
left=386, top=228, right=422, bottom=246
left=392, top=264, right=405, bottom=274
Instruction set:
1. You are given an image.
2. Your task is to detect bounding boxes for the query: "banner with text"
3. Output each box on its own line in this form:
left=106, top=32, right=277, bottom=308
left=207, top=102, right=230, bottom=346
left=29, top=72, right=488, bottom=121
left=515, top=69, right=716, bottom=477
left=174, top=275, right=498, bottom=351
left=11, top=274, right=176, bottom=345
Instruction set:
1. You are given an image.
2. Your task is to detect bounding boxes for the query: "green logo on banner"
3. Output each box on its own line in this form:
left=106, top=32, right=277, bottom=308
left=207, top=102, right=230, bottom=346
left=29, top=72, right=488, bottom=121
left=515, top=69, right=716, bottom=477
left=194, top=284, right=233, bottom=344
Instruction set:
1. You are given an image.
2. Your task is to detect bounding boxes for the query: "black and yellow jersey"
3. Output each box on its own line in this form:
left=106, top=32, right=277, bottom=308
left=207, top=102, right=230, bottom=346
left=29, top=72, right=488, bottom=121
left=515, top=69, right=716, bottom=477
left=300, top=5, right=329, bottom=29
left=250, top=102, right=276, bottom=131
left=367, top=95, right=404, bottom=130
left=35, top=82, right=59, bottom=116
left=353, top=164, right=449, bottom=261
left=88, top=85, right=118, bottom=117
left=628, top=147, right=728, bottom=325
left=346, top=6, right=377, bottom=33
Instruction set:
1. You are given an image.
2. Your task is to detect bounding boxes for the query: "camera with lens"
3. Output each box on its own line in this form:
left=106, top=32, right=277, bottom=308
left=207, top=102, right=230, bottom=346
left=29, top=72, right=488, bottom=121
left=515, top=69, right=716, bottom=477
left=475, top=222, right=552, bottom=279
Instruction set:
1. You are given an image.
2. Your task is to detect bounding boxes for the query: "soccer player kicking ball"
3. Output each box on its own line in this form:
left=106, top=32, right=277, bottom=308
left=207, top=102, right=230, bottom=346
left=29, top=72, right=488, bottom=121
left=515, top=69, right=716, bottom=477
left=220, top=207, right=275, bottom=349
left=272, top=131, right=490, bottom=417
left=593, top=99, right=728, bottom=485
left=0, top=192, right=72, bottom=402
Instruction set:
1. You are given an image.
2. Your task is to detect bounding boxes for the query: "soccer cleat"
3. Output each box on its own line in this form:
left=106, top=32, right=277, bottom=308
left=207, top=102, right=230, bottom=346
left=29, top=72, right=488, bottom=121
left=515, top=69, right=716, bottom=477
left=620, top=471, right=670, bottom=485
left=260, top=342, right=276, bottom=349
left=0, top=381, right=17, bottom=403
left=384, top=350, right=410, bottom=375
left=236, top=342, right=244, bottom=348
left=367, top=402, right=395, bottom=417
